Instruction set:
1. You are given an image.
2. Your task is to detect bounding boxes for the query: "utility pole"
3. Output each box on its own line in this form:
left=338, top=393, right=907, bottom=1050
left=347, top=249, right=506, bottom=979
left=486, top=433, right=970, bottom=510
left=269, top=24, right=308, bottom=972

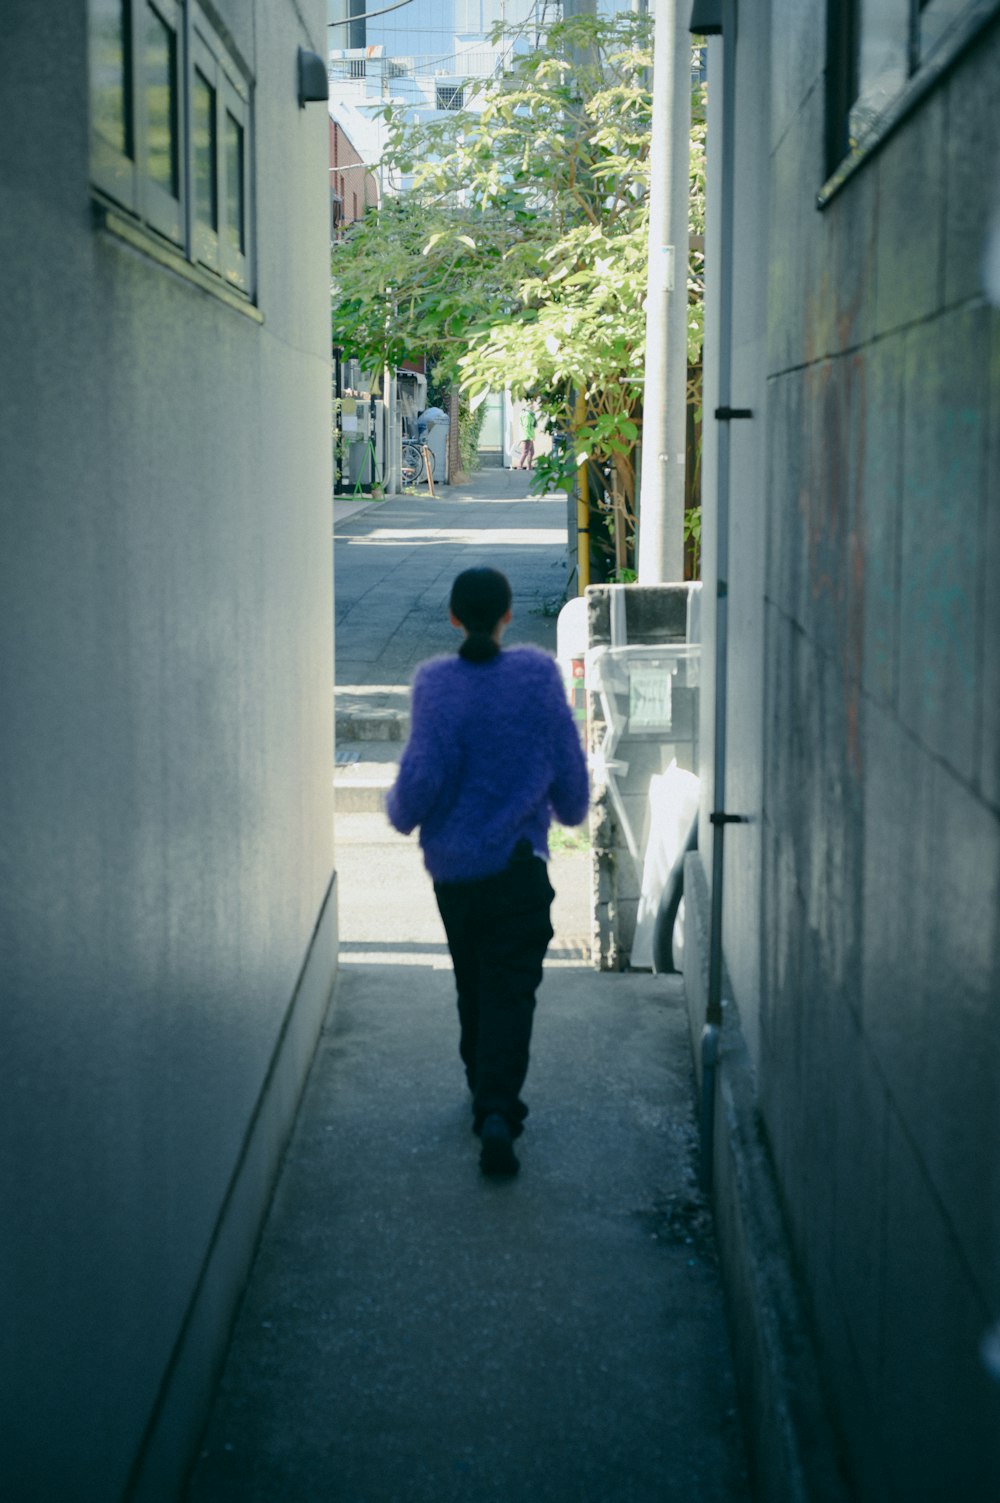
left=384, top=363, right=398, bottom=494
left=562, top=0, right=596, bottom=593
left=636, top=0, right=689, bottom=583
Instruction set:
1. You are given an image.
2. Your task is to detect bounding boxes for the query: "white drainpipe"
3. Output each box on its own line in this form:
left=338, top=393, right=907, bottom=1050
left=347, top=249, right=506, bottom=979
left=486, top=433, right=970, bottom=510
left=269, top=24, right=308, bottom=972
left=697, top=0, right=752, bottom=1192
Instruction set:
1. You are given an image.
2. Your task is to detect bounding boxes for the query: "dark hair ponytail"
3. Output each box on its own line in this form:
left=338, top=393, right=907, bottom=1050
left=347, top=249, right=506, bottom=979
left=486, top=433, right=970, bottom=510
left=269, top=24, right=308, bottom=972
left=450, top=568, right=512, bottom=664
left=460, top=629, right=499, bottom=663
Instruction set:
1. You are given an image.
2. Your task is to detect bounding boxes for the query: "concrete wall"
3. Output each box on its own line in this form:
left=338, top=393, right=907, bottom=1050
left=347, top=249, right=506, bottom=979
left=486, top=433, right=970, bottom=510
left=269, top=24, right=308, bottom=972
left=0, top=2, right=336, bottom=1498
left=692, top=3, right=1000, bottom=1497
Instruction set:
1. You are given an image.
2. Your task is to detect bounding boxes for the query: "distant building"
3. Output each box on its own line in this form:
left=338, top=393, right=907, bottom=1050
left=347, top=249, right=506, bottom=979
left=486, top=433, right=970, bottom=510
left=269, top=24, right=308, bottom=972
left=328, top=0, right=548, bottom=143
left=329, top=102, right=380, bottom=238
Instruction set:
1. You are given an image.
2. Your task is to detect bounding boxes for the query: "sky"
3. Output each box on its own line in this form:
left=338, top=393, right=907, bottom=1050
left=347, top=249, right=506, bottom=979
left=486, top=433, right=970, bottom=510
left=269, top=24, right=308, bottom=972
left=331, top=1, right=559, bottom=69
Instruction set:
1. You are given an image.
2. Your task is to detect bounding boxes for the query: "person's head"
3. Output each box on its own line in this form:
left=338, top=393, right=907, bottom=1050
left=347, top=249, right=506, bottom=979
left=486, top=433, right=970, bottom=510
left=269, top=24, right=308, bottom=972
left=449, top=567, right=512, bottom=663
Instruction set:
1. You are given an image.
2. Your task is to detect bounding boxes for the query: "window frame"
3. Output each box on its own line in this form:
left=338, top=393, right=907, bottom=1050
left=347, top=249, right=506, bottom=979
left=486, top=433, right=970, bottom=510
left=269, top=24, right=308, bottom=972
left=89, top=0, right=138, bottom=212
left=820, top=0, right=1000, bottom=206
left=141, top=0, right=184, bottom=246
left=189, top=29, right=221, bottom=272
left=87, top=0, right=255, bottom=303
left=219, top=73, right=250, bottom=291
left=435, top=83, right=465, bottom=112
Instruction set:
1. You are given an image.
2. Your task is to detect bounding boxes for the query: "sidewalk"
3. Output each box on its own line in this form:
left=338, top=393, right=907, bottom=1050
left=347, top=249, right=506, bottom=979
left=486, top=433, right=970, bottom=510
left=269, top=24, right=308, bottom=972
left=334, top=467, right=571, bottom=724
left=184, top=470, right=750, bottom=1501
left=333, top=468, right=575, bottom=811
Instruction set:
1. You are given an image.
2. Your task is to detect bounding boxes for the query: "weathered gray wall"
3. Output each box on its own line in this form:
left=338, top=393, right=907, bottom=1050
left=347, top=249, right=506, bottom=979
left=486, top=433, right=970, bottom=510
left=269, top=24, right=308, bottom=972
left=693, top=2, right=1000, bottom=1497
left=0, top=2, right=335, bottom=1498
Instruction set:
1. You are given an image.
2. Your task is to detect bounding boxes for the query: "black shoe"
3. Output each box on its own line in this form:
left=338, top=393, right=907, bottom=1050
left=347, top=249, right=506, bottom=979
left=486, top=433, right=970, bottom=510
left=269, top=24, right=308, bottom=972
left=479, top=1113, right=519, bottom=1177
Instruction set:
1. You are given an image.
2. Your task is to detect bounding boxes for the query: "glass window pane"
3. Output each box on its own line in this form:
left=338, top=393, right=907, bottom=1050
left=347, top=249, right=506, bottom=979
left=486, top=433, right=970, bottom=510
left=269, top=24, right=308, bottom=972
left=194, top=70, right=217, bottom=229
left=849, top=0, right=911, bottom=144
left=89, top=0, right=131, bottom=157
left=146, top=4, right=178, bottom=197
left=225, top=111, right=245, bottom=254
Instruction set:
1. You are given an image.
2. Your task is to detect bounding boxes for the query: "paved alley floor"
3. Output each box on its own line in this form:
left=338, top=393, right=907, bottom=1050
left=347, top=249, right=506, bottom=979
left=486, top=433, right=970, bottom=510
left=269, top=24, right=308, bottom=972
left=184, top=470, right=749, bottom=1501
left=333, top=467, right=572, bottom=727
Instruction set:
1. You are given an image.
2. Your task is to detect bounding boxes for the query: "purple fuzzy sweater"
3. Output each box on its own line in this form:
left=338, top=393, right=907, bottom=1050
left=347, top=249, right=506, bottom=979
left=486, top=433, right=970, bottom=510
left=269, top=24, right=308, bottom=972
left=386, top=645, right=589, bottom=882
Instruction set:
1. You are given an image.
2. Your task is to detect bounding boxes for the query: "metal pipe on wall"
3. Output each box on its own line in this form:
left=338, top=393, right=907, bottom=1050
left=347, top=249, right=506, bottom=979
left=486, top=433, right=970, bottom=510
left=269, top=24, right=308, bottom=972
left=700, top=0, right=749, bottom=1193
left=575, top=388, right=591, bottom=594
left=383, top=365, right=398, bottom=495
left=637, top=0, right=690, bottom=585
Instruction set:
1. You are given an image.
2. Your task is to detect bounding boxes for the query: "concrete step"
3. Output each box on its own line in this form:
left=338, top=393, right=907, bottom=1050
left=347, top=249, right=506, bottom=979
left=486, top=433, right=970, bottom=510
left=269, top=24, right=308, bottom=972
left=335, top=779, right=391, bottom=814
left=334, top=744, right=399, bottom=814
left=335, top=708, right=409, bottom=743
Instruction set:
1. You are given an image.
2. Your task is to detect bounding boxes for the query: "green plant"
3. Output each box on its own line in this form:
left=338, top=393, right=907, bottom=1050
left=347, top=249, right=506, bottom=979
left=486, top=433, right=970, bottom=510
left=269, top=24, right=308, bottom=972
left=548, top=822, right=592, bottom=854
left=684, top=505, right=701, bottom=577
left=332, top=16, right=652, bottom=514
left=331, top=398, right=352, bottom=488
left=331, top=16, right=707, bottom=575
left=458, top=398, right=487, bottom=472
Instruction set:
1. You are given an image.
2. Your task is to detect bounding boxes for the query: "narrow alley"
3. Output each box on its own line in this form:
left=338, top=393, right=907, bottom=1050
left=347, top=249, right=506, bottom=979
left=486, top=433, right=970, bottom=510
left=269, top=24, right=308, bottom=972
left=184, top=471, right=750, bottom=1501
left=6, top=3, right=999, bottom=1496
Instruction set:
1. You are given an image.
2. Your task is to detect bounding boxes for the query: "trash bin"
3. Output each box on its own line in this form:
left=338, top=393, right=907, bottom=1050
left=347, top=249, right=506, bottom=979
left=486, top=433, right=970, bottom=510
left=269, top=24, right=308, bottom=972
left=416, top=406, right=449, bottom=484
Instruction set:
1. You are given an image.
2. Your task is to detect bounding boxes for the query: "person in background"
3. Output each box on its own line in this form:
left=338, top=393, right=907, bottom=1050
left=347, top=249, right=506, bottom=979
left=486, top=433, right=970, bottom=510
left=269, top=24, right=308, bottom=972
left=416, top=404, right=448, bottom=441
left=516, top=402, right=537, bottom=470
left=386, top=568, right=589, bottom=1177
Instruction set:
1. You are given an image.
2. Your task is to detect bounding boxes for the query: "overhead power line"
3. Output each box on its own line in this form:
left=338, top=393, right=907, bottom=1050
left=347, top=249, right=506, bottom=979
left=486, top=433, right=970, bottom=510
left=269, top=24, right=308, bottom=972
left=328, top=0, right=414, bottom=26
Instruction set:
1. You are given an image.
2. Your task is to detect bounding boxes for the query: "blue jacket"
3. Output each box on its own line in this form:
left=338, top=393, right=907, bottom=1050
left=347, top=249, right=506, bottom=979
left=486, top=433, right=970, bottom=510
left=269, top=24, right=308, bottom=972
left=387, top=645, right=589, bottom=882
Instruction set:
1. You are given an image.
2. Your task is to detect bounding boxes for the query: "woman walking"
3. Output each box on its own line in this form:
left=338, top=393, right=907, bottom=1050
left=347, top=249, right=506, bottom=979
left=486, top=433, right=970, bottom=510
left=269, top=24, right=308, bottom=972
left=516, top=403, right=537, bottom=469
left=387, top=568, right=589, bottom=1176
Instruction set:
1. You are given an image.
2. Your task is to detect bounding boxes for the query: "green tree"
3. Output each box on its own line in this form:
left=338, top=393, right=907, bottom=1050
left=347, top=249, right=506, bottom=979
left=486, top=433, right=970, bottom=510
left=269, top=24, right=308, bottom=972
left=332, top=14, right=706, bottom=577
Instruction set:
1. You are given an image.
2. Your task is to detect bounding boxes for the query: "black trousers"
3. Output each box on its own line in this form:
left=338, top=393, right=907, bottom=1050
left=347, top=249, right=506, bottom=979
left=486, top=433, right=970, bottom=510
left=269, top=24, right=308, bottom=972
left=434, top=843, right=555, bottom=1133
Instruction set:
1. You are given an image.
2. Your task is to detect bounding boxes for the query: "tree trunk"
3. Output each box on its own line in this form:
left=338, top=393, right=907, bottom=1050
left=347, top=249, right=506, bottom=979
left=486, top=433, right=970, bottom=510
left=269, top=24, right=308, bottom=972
left=448, top=389, right=463, bottom=484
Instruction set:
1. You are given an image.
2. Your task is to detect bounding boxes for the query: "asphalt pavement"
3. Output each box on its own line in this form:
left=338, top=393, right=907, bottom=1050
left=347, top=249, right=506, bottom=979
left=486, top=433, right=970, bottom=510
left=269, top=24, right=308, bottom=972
left=334, top=466, right=571, bottom=721
left=184, top=467, right=750, bottom=1502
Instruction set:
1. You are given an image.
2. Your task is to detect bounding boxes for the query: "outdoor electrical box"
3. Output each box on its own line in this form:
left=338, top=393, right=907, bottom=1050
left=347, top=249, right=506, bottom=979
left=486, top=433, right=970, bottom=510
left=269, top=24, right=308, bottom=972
left=584, top=583, right=702, bottom=972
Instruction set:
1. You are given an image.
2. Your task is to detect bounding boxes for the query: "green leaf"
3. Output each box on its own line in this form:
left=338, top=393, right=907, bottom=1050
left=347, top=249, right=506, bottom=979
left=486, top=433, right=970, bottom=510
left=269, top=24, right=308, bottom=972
left=331, top=8, right=703, bottom=562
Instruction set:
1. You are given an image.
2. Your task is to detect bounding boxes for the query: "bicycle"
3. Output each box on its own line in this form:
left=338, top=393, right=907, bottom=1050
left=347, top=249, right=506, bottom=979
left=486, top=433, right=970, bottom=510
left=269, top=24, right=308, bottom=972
left=401, top=439, right=435, bottom=488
